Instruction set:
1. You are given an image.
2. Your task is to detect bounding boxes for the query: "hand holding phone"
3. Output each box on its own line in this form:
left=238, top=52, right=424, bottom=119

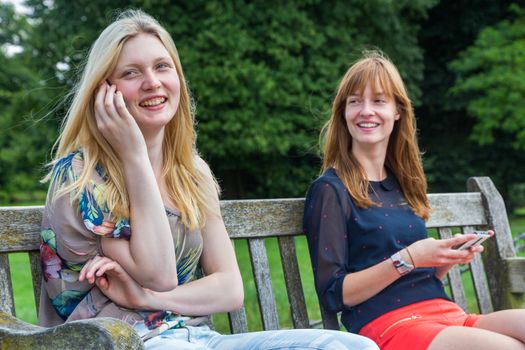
left=453, top=230, right=493, bottom=250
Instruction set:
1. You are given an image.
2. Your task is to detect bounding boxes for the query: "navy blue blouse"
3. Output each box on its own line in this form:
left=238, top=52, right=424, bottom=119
left=303, top=168, right=449, bottom=333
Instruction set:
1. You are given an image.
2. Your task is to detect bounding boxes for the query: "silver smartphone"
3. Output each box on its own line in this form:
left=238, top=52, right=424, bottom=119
left=453, top=230, right=492, bottom=250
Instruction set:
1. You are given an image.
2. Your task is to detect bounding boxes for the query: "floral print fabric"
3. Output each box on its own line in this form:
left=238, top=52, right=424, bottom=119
left=38, top=151, right=204, bottom=337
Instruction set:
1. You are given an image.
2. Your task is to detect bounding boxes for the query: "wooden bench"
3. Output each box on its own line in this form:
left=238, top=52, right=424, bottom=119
left=1, top=176, right=525, bottom=349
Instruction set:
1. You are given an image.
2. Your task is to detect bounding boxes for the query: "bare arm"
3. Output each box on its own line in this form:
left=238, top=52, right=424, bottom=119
left=143, top=211, right=244, bottom=315
left=85, top=173, right=243, bottom=315
left=94, top=83, right=176, bottom=290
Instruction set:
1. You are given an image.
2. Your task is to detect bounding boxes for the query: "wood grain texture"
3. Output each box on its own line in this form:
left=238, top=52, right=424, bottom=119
left=0, top=253, right=15, bottom=315
left=248, top=238, right=280, bottom=330
left=228, top=306, right=249, bottom=334
left=278, top=236, right=309, bottom=328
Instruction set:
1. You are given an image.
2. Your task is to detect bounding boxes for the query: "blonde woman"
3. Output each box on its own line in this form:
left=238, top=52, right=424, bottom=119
left=303, top=50, right=525, bottom=350
left=39, top=9, right=378, bottom=350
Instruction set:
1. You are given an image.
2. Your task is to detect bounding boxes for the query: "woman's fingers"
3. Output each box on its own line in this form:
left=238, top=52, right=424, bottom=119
left=95, top=276, right=109, bottom=290
left=103, top=84, right=118, bottom=119
left=114, top=90, right=133, bottom=121
left=94, top=83, right=109, bottom=128
left=79, top=255, right=115, bottom=284
left=446, top=233, right=477, bottom=249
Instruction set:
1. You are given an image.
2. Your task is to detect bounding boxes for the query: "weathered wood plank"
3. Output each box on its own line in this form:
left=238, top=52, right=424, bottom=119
left=507, top=257, right=525, bottom=293
left=427, top=193, right=486, bottom=228
left=467, top=177, right=516, bottom=310
left=0, top=311, right=144, bottom=349
left=221, top=199, right=304, bottom=239
left=28, top=251, right=42, bottom=316
left=467, top=178, right=515, bottom=258
left=0, top=206, right=43, bottom=252
left=0, top=194, right=486, bottom=247
left=248, top=238, right=279, bottom=330
left=0, top=253, right=15, bottom=316
left=228, top=306, right=249, bottom=334
left=278, top=236, right=309, bottom=329
left=438, top=228, right=468, bottom=312
left=462, top=226, right=493, bottom=314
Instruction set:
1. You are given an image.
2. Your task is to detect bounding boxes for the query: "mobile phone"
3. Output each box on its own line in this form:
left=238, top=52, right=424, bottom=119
left=453, top=230, right=493, bottom=250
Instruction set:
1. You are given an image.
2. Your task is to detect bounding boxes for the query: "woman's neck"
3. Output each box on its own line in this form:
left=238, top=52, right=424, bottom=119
left=352, top=146, right=387, bottom=181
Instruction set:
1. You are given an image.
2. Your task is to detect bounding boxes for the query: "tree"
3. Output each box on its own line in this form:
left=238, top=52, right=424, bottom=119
left=417, top=0, right=525, bottom=200
left=1, top=0, right=436, bottom=202
left=450, top=5, right=525, bottom=148
left=0, top=3, right=55, bottom=202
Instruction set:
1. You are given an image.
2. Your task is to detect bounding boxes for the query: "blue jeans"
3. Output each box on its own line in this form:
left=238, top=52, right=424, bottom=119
left=143, top=325, right=378, bottom=350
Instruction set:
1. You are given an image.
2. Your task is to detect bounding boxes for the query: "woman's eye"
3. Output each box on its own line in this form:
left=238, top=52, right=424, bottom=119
left=156, top=62, right=171, bottom=70
left=122, top=70, right=138, bottom=78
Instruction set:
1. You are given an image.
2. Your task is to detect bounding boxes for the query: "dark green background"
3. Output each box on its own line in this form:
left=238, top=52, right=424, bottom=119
left=2, top=0, right=525, bottom=209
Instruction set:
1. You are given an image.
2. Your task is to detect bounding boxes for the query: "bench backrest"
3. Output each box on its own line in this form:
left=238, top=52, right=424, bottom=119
left=1, top=176, right=524, bottom=333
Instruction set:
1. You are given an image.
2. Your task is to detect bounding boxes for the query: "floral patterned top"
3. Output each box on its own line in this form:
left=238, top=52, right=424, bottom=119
left=38, top=151, right=205, bottom=339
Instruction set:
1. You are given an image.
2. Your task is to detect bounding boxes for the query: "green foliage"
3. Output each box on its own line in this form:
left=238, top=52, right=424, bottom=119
left=0, top=0, right=435, bottom=201
left=450, top=4, right=525, bottom=149
left=416, top=0, right=525, bottom=197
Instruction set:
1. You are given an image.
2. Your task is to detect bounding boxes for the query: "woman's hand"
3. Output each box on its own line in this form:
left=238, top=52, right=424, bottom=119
left=408, top=233, right=485, bottom=268
left=94, top=82, right=147, bottom=162
left=79, top=255, right=149, bottom=309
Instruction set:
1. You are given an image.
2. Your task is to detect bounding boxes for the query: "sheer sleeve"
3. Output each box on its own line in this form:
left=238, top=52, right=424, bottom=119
left=303, top=179, right=351, bottom=313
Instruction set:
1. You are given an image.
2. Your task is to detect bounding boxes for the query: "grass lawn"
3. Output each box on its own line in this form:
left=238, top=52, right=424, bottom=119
left=8, top=217, right=525, bottom=332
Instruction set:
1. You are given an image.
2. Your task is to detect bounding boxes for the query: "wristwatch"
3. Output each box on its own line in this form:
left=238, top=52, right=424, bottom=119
left=390, top=251, right=414, bottom=276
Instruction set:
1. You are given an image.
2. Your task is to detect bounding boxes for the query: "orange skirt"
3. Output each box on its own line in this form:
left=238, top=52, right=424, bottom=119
left=359, top=299, right=481, bottom=350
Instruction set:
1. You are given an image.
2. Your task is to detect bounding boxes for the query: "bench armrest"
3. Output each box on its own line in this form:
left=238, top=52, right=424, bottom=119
left=507, top=257, right=525, bottom=293
left=0, top=311, right=143, bottom=349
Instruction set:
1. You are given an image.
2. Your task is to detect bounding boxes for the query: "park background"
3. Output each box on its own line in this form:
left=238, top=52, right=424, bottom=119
left=2, top=0, right=525, bottom=332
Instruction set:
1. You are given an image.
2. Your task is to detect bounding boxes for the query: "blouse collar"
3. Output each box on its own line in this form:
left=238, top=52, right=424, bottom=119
left=369, top=171, right=396, bottom=192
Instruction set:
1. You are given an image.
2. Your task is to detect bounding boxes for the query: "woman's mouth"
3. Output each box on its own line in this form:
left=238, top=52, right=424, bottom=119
left=139, top=97, right=167, bottom=107
left=357, top=122, right=379, bottom=129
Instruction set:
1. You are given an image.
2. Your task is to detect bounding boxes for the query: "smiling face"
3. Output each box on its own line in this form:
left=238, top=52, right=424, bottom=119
left=344, top=82, right=400, bottom=155
left=109, top=33, right=180, bottom=133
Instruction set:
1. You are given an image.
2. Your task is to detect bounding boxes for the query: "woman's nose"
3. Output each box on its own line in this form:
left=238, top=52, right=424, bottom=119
left=359, top=100, right=374, bottom=117
left=142, top=70, right=161, bottom=90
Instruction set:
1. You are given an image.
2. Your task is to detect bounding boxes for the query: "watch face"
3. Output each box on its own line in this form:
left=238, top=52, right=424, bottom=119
left=391, top=252, right=414, bottom=275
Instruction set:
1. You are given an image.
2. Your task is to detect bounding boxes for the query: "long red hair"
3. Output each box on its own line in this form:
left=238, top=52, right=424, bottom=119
left=321, top=50, right=430, bottom=220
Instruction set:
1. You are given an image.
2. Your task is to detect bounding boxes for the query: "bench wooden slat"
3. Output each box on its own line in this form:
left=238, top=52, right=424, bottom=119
left=438, top=227, right=469, bottom=311
left=0, top=206, right=42, bottom=253
left=426, top=193, right=487, bottom=228
left=248, top=238, right=280, bottom=330
left=228, top=306, right=249, bottom=334
left=221, top=199, right=304, bottom=239
left=0, top=193, right=487, bottom=250
left=507, top=257, right=525, bottom=293
left=467, top=177, right=521, bottom=310
left=28, top=251, right=42, bottom=316
left=278, top=236, right=309, bottom=329
left=0, top=253, right=15, bottom=315
left=462, top=226, right=493, bottom=314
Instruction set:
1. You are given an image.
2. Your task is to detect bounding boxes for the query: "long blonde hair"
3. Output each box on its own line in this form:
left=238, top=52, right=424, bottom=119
left=321, top=50, right=430, bottom=220
left=45, top=9, right=219, bottom=230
